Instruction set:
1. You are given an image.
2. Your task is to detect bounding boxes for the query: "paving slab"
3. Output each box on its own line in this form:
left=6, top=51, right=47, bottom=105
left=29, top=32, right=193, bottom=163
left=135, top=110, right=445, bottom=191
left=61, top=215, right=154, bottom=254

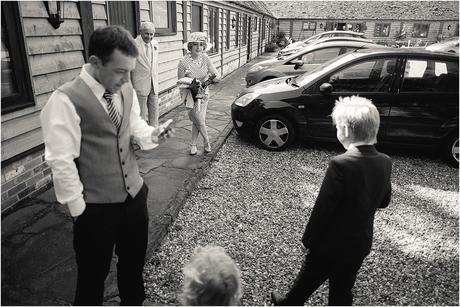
left=1, top=52, right=277, bottom=306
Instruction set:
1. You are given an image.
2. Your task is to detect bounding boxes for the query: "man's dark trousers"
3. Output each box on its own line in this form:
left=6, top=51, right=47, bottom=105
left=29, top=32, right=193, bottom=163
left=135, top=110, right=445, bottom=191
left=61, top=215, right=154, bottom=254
left=282, top=250, right=364, bottom=305
left=73, top=183, right=149, bottom=306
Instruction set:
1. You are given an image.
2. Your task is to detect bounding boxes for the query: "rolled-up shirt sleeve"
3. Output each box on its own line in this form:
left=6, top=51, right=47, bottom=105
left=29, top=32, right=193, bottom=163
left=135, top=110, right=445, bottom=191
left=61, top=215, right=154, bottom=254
left=129, top=89, right=160, bottom=150
left=40, top=91, right=86, bottom=216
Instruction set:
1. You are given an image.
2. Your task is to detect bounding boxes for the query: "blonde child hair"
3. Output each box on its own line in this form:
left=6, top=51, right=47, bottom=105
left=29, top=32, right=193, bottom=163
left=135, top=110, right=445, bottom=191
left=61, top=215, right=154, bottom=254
left=331, top=95, right=380, bottom=144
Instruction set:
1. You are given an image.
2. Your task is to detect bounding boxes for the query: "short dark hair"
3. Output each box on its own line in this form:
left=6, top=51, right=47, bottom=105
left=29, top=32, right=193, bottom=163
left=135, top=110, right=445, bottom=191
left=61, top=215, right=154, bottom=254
left=88, top=26, right=139, bottom=64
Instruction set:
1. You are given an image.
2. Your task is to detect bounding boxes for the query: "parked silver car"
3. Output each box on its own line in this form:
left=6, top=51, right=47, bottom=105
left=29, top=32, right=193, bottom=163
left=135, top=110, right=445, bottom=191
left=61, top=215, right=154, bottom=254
left=426, top=37, right=459, bottom=53
left=246, top=40, right=383, bottom=86
left=278, top=30, right=368, bottom=56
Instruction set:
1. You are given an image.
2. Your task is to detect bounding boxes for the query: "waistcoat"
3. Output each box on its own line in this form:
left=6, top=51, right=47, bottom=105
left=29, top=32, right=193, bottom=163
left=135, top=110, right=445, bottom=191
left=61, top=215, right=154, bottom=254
left=58, top=77, right=143, bottom=203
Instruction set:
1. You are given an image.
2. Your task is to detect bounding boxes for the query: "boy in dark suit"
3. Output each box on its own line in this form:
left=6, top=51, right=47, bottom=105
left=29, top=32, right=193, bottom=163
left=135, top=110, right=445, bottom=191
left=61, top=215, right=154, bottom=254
left=271, top=96, right=392, bottom=306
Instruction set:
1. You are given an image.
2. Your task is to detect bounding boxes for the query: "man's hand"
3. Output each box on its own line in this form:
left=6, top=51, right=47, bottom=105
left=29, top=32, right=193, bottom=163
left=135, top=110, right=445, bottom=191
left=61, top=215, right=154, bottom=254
left=151, top=120, right=175, bottom=143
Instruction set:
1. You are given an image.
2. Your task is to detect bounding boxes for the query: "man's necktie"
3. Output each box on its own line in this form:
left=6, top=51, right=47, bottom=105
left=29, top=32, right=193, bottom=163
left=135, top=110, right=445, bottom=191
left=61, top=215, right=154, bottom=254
left=145, top=43, right=152, bottom=66
left=103, top=90, right=121, bottom=130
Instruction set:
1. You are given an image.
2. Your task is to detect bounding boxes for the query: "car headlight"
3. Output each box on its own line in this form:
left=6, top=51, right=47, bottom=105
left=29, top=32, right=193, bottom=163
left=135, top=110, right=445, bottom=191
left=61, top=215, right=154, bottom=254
left=234, top=93, right=259, bottom=107
left=249, top=65, right=266, bottom=72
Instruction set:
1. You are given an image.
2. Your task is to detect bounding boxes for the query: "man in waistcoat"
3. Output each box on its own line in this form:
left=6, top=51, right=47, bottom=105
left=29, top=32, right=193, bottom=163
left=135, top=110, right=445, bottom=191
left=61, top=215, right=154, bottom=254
left=131, top=21, right=160, bottom=127
left=40, top=25, right=173, bottom=306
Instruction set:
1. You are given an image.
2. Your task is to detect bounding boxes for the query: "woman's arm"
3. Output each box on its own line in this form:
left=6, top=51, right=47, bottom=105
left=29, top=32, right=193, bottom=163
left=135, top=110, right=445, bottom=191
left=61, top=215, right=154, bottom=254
left=204, top=54, right=220, bottom=79
left=178, top=58, right=187, bottom=79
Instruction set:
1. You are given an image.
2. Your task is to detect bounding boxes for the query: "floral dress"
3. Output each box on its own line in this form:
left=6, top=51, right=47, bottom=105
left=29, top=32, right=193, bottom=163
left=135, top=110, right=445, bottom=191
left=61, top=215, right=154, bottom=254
left=177, top=53, right=215, bottom=105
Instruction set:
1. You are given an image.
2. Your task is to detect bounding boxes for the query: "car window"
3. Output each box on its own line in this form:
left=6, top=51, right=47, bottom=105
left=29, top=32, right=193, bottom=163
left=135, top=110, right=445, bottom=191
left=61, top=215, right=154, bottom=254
left=343, top=46, right=367, bottom=53
left=327, top=58, right=398, bottom=92
left=301, top=47, right=342, bottom=64
left=332, top=33, right=353, bottom=37
left=401, top=59, right=459, bottom=92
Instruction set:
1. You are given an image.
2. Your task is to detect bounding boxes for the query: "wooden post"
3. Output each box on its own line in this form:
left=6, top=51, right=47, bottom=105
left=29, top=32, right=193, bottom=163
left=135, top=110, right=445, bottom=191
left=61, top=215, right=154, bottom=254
left=78, top=1, right=94, bottom=61
left=183, top=1, right=188, bottom=55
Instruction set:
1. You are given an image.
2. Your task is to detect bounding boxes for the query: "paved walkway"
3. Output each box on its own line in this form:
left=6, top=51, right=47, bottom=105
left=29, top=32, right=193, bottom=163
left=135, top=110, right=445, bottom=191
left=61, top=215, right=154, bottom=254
left=1, top=52, right=276, bottom=306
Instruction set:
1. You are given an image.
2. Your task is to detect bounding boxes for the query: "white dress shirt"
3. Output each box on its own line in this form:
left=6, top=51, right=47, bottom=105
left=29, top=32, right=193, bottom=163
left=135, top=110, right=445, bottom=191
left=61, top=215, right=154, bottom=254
left=41, top=64, right=159, bottom=217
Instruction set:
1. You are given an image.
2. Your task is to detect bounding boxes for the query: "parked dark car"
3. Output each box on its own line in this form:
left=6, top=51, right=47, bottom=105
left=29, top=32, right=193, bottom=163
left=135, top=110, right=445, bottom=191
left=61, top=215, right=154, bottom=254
left=246, top=40, right=384, bottom=86
left=232, top=48, right=459, bottom=166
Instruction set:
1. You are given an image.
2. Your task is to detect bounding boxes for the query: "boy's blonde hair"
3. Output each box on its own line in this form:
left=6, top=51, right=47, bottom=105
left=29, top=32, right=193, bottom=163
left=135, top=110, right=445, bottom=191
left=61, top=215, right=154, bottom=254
left=180, top=245, right=242, bottom=306
left=331, top=96, right=380, bottom=144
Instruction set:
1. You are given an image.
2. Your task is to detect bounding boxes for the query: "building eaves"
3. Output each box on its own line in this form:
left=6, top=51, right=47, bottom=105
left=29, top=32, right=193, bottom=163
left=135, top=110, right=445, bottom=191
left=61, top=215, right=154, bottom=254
left=231, top=1, right=276, bottom=17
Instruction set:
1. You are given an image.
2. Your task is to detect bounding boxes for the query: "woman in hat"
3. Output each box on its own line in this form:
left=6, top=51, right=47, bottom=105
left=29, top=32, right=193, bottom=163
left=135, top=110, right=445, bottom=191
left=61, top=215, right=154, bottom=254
left=177, top=32, right=219, bottom=155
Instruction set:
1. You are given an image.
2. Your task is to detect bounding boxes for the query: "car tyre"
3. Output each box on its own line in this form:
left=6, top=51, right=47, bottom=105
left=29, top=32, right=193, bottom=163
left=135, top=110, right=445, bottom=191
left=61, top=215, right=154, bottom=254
left=442, top=134, right=459, bottom=168
left=255, top=114, right=295, bottom=151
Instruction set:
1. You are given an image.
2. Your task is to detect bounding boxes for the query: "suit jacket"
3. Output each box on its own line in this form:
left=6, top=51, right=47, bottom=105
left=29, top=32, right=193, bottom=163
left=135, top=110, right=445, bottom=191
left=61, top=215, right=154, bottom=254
left=302, top=145, right=392, bottom=262
left=131, top=35, right=159, bottom=96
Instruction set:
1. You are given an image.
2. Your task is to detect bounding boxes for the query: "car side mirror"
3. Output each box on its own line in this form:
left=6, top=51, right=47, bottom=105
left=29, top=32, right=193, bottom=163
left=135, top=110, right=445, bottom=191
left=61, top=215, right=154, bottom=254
left=292, top=59, right=304, bottom=70
left=320, top=83, right=333, bottom=94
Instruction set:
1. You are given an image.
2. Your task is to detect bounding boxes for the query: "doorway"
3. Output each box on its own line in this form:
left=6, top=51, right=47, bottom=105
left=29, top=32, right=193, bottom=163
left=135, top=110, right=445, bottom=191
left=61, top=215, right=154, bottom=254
left=107, top=1, right=140, bottom=37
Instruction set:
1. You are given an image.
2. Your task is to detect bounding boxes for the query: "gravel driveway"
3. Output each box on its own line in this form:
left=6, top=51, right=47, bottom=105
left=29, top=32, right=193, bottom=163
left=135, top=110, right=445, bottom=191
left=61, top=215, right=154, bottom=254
left=144, top=131, right=459, bottom=306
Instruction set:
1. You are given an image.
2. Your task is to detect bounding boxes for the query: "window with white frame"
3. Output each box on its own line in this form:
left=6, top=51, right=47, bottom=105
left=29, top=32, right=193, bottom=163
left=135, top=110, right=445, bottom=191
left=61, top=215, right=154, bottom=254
left=151, top=1, right=177, bottom=35
left=226, top=10, right=230, bottom=50
left=235, top=12, right=239, bottom=47
left=242, top=14, right=247, bottom=45
left=208, top=6, right=219, bottom=54
left=191, top=2, right=202, bottom=32
left=1, top=1, right=34, bottom=114
left=412, top=23, right=430, bottom=38
left=374, top=23, right=390, bottom=37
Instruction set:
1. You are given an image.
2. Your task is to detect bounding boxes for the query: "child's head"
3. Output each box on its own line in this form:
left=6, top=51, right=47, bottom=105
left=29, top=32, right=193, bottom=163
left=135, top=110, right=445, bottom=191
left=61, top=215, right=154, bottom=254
left=331, top=96, right=380, bottom=149
left=181, top=245, right=242, bottom=306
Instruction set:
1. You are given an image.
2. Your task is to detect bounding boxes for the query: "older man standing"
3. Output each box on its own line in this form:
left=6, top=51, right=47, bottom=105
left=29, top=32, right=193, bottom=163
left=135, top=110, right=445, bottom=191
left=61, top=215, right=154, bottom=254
left=132, top=21, right=159, bottom=127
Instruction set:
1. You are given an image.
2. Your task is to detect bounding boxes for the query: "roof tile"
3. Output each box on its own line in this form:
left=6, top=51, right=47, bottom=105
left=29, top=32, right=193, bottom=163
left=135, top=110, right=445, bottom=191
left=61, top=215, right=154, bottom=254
left=264, top=1, right=458, bottom=20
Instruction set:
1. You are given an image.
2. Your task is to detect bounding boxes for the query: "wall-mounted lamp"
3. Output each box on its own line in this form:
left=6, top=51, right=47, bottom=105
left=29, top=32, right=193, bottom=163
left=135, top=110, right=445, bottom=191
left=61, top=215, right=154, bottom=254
left=319, top=23, right=323, bottom=29
left=231, top=16, right=236, bottom=29
left=44, top=1, right=64, bottom=29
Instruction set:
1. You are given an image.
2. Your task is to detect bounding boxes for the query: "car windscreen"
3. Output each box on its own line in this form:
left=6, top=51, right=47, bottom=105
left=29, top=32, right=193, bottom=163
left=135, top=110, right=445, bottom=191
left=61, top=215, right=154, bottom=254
left=295, top=53, right=359, bottom=84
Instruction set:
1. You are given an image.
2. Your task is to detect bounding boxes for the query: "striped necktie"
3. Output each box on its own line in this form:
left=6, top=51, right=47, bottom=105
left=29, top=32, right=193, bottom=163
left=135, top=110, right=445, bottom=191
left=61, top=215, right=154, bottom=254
left=103, top=90, right=121, bottom=130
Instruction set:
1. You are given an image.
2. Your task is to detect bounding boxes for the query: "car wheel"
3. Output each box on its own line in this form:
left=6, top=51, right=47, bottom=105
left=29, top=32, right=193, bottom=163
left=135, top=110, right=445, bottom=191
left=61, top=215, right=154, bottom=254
left=443, top=134, right=459, bottom=168
left=255, top=114, right=295, bottom=151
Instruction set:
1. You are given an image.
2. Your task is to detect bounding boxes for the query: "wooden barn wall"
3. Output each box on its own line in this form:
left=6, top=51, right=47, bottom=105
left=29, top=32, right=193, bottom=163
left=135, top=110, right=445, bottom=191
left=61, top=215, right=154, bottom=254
left=92, top=0, right=108, bottom=29
left=1, top=0, right=275, bottom=165
left=222, top=9, right=240, bottom=77
left=1, top=0, right=275, bottom=211
left=2, top=1, right=85, bottom=162
left=281, top=18, right=457, bottom=45
left=141, top=1, right=185, bottom=115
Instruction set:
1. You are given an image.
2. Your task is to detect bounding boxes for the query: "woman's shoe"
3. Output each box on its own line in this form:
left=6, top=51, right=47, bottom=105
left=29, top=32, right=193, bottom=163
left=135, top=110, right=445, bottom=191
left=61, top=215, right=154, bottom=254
left=190, top=145, right=197, bottom=155
left=204, top=143, right=212, bottom=153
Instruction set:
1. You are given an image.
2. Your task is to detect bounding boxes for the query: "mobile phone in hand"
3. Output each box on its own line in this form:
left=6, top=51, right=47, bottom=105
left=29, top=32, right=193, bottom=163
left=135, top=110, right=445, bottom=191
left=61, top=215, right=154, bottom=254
left=159, top=119, right=173, bottom=137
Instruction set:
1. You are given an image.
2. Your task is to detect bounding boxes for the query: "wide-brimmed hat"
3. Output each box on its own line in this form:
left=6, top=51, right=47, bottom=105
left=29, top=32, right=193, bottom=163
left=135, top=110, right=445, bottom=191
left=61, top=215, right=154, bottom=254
left=183, top=32, right=212, bottom=52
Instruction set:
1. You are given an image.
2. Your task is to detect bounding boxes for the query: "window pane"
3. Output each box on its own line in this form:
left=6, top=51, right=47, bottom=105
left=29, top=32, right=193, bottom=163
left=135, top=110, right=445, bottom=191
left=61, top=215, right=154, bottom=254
left=242, top=15, right=247, bottom=45
left=413, top=24, right=429, bottom=37
left=375, top=23, right=390, bottom=37
left=329, top=58, right=397, bottom=92
left=402, top=59, right=459, bottom=92
left=192, top=4, right=202, bottom=32
left=1, top=11, right=18, bottom=99
left=153, top=1, right=168, bottom=28
left=302, top=48, right=341, bottom=64
left=435, top=62, right=447, bottom=76
left=208, top=7, right=218, bottom=53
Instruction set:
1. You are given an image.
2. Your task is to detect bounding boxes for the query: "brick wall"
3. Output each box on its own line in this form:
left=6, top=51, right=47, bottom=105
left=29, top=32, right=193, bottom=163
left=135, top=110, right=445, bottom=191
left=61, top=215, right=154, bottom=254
left=1, top=149, right=52, bottom=213
left=159, top=87, right=182, bottom=116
